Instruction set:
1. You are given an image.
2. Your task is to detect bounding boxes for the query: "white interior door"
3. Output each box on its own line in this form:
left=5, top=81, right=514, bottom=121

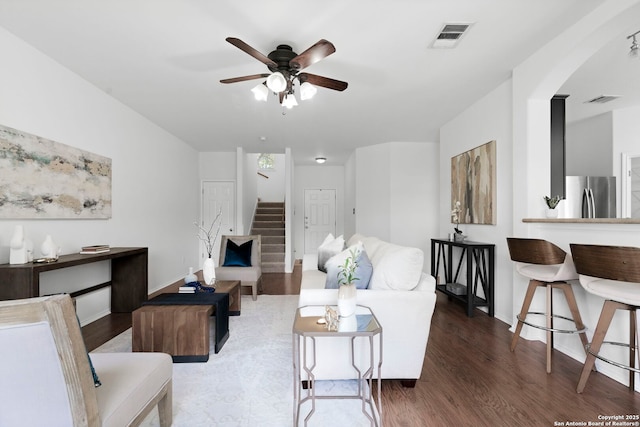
left=202, top=181, right=235, bottom=263
left=622, top=153, right=640, bottom=218
left=304, top=189, right=336, bottom=253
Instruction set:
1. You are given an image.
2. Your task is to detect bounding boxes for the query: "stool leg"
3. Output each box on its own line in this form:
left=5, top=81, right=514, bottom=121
left=559, top=284, right=590, bottom=354
left=630, top=309, right=637, bottom=391
left=546, top=285, right=553, bottom=373
left=511, top=280, right=540, bottom=352
left=577, top=300, right=618, bottom=393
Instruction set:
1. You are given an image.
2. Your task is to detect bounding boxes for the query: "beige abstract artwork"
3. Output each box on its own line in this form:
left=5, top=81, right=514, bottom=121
left=451, top=140, right=496, bottom=225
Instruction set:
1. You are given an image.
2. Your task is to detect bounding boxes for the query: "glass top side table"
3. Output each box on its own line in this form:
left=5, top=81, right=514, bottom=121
left=292, top=305, right=383, bottom=426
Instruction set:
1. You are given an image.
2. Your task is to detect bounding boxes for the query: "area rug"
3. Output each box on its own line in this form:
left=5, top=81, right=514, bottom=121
left=94, top=295, right=375, bottom=426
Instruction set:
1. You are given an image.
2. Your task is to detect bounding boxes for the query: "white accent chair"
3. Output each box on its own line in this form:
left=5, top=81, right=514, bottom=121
left=571, top=243, right=640, bottom=393
left=0, top=294, right=173, bottom=427
left=216, top=235, right=262, bottom=301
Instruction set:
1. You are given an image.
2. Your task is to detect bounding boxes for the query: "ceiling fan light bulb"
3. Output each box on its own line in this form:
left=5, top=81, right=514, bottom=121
left=300, top=82, right=317, bottom=100
left=282, top=94, right=298, bottom=109
left=315, top=157, right=327, bottom=164
left=251, top=83, right=269, bottom=101
left=266, top=72, right=287, bottom=93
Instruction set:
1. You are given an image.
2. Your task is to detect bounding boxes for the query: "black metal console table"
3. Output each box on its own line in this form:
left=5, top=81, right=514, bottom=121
left=430, top=238, right=495, bottom=317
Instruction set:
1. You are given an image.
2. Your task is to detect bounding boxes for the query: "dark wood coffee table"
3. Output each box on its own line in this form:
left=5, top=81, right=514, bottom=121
left=132, top=280, right=240, bottom=362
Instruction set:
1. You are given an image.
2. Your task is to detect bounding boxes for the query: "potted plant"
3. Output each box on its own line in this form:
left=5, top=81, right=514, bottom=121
left=336, top=248, right=359, bottom=318
left=544, top=195, right=561, bottom=218
left=451, top=201, right=465, bottom=241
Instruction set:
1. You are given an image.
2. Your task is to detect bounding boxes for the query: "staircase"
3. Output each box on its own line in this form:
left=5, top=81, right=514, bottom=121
left=251, top=202, right=285, bottom=273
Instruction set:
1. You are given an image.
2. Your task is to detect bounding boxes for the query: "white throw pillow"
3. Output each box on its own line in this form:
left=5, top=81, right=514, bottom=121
left=324, top=242, right=373, bottom=289
left=317, top=234, right=345, bottom=273
left=368, top=244, right=424, bottom=291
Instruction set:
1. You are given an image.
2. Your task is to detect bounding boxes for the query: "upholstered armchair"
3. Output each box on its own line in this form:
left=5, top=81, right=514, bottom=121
left=0, top=294, right=173, bottom=427
left=216, top=235, right=262, bottom=300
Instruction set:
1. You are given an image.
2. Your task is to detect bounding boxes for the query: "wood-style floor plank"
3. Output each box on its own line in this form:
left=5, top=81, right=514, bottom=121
left=82, top=264, right=640, bottom=425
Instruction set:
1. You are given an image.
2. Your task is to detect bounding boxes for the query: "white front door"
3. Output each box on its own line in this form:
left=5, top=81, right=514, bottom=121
left=202, top=181, right=235, bottom=263
left=304, top=189, right=336, bottom=253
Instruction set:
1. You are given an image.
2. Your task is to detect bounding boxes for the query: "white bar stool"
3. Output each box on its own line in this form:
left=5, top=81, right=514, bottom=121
left=570, top=243, right=640, bottom=393
left=507, top=238, right=589, bottom=373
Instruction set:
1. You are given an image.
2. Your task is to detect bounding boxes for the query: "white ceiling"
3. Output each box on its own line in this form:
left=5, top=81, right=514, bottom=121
left=0, top=0, right=636, bottom=164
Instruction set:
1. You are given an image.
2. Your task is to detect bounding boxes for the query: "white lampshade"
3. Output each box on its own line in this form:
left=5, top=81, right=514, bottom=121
left=299, top=82, right=317, bottom=100
left=251, top=83, right=269, bottom=101
left=282, top=94, right=298, bottom=109
left=266, top=72, right=287, bottom=93
left=315, top=157, right=327, bottom=164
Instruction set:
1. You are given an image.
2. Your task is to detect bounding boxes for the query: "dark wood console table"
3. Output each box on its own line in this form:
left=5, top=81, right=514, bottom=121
left=430, top=239, right=494, bottom=317
left=0, top=247, right=148, bottom=313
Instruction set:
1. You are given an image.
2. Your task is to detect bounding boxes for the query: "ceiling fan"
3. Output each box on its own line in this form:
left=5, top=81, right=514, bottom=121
left=220, top=37, right=348, bottom=107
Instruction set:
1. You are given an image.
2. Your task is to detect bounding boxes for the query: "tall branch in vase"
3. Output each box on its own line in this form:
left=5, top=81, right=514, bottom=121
left=195, top=208, right=223, bottom=286
left=195, top=208, right=223, bottom=258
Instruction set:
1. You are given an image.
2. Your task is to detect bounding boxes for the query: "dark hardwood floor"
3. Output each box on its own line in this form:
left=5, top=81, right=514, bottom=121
left=82, top=261, right=639, bottom=425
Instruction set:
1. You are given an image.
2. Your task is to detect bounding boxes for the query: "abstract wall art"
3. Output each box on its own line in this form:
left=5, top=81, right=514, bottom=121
left=451, top=140, right=496, bottom=225
left=0, top=124, right=112, bottom=219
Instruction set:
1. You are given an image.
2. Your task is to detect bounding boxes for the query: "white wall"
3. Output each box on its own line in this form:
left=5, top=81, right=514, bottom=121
left=292, top=164, right=345, bottom=260
left=355, top=142, right=439, bottom=268
left=566, top=113, right=613, bottom=176
left=0, top=27, right=199, bottom=325
left=256, top=153, right=286, bottom=202
left=440, top=80, right=514, bottom=322
left=199, top=151, right=236, bottom=180
left=344, top=153, right=357, bottom=239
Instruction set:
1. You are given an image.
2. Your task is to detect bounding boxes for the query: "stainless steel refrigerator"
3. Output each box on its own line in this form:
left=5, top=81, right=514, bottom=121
left=564, top=176, right=616, bottom=218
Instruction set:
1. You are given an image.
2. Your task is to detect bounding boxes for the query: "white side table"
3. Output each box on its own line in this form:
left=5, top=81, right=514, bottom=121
left=292, top=305, right=383, bottom=426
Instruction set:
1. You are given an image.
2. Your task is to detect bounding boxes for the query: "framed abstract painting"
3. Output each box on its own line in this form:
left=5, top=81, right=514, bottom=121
left=0, top=124, right=112, bottom=219
left=451, top=140, right=496, bottom=225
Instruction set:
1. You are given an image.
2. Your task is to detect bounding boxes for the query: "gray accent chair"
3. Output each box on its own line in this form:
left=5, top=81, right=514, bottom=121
left=216, top=235, right=262, bottom=301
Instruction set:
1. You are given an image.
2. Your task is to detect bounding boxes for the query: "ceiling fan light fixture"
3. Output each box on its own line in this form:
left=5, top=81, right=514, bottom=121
left=300, top=82, right=317, bottom=100
left=251, top=83, right=269, bottom=101
left=266, top=72, right=287, bottom=93
left=315, top=157, right=327, bottom=164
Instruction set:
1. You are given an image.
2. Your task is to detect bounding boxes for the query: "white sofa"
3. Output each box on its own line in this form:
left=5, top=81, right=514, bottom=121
left=298, top=234, right=437, bottom=386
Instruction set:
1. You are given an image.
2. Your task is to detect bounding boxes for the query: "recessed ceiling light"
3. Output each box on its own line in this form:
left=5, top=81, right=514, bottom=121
left=315, top=157, right=327, bottom=164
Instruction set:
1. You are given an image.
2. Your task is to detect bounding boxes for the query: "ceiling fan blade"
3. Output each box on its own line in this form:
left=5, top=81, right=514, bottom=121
left=226, top=37, right=277, bottom=68
left=290, top=39, right=336, bottom=70
left=298, top=73, right=348, bottom=91
left=220, top=74, right=270, bottom=84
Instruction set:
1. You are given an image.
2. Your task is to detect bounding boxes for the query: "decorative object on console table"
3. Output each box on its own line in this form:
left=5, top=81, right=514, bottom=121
left=544, top=195, right=560, bottom=218
left=451, top=201, right=466, bottom=242
left=336, top=248, right=358, bottom=318
left=195, top=208, right=223, bottom=286
left=80, top=244, right=110, bottom=254
left=431, top=238, right=495, bottom=317
left=40, top=235, right=60, bottom=259
left=9, top=225, right=29, bottom=264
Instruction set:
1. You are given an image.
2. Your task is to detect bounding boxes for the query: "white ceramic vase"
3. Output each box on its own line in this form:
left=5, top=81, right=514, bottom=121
left=184, top=267, right=198, bottom=284
left=203, top=257, right=216, bottom=285
left=546, top=208, right=558, bottom=218
left=41, top=234, right=58, bottom=258
left=337, top=283, right=357, bottom=318
left=9, top=225, right=28, bottom=265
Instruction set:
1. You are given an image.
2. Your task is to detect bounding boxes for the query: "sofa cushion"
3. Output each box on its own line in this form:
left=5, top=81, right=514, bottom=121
left=324, top=243, right=373, bottom=289
left=317, top=234, right=345, bottom=273
left=222, top=239, right=253, bottom=267
left=368, top=243, right=424, bottom=291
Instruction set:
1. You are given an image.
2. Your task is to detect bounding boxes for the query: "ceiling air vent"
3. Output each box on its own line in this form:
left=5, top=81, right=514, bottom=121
left=431, top=23, right=473, bottom=49
left=585, top=95, right=621, bottom=104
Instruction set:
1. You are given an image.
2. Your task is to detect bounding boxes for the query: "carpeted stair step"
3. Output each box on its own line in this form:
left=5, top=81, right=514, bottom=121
left=252, top=227, right=284, bottom=236
left=262, top=235, right=284, bottom=245
left=262, top=243, right=285, bottom=253
left=254, top=214, right=283, bottom=222
left=262, top=252, right=285, bottom=263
